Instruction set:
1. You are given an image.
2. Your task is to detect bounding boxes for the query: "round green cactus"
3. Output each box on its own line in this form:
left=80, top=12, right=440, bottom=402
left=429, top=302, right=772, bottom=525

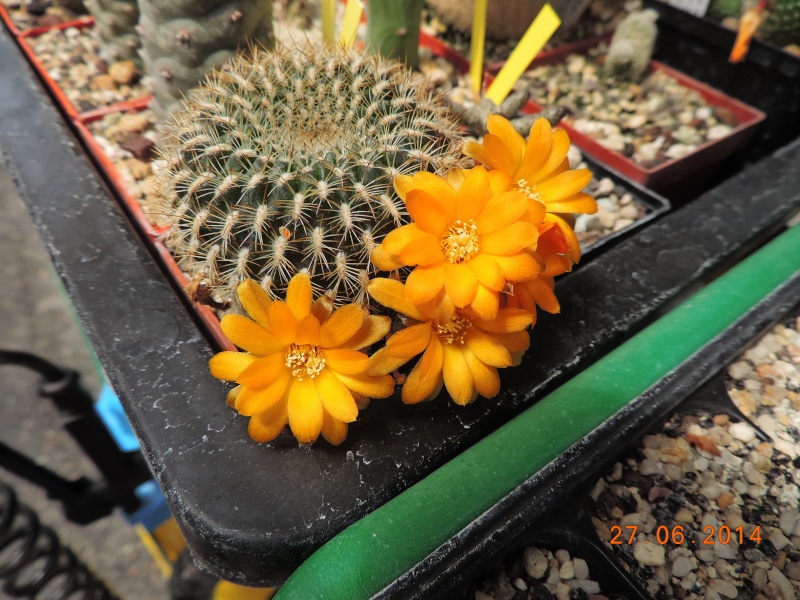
left=157, top=43, right=465, bottom=307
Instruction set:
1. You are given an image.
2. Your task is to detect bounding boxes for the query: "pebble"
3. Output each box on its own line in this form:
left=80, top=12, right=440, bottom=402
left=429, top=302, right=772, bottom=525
left=672, top=556, right=695, bottom=578
left=524, top=547, right=549, bottom=579
left=730, top=421, right=756, bottom=443
left=633, top=540, right=665, bottom=566
left=769, top=567, right=796, bottom=600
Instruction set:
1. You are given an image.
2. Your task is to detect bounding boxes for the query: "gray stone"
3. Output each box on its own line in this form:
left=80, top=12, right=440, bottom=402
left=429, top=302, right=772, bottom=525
left=572, top=558, right=589, bottom=580
left=633, top=540, right=665, bottom=566
left=768, top=567, right=796, bottom=600
left=523, top=547, right=548, bottom=579
left=671, top=556, right=695, bottom=578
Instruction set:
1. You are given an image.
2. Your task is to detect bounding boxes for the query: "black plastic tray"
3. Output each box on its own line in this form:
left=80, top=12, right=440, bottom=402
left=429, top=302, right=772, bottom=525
left=2, top=19, right=800, bottom=587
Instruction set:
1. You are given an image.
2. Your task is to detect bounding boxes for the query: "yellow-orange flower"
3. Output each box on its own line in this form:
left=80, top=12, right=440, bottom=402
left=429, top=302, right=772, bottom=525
left=209, top=274, right=395, bottom=445
left=503, top=276, right=560, bottom=326
left=462, top=115, right=597, bottom=264
left=371, top=166, right=541, bottom=322
left=367, top=278, right=532, bottom=406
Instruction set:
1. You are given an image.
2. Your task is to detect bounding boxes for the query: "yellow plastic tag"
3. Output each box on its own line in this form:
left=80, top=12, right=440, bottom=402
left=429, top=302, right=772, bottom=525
left=339, top=0, right=364, bottom=49
left=470, top=0, right=488, bottom=93
left=322, top=0, right=335, bottom=43
left=485, top=4, right=561, bottom=106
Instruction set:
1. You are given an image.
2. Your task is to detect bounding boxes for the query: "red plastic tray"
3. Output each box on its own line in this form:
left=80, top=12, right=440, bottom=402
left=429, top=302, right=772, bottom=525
left=0, top=2, right=21, bottom=36
left=505, top=42, right=766, bottom=191
left=153, top=242, right=237, bottom=353
left=73, top=99, right=167, bottom=241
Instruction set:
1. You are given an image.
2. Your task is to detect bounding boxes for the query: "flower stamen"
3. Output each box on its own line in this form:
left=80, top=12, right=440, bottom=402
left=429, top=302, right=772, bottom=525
left=516, top=178, right=542, bottom=203
left=435, top=314, right=473, bottom=345
left=440, top=219, right=480, bottom=264
left=285, top=343, right=326, bottom=380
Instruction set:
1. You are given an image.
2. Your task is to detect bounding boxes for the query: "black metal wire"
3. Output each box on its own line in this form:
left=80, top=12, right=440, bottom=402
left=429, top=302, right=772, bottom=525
left=0, top=481, right=119, bottom=600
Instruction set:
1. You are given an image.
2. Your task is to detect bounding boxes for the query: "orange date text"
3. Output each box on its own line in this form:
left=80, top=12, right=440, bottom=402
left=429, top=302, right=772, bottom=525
left=609, top=524, right=762, bottom=545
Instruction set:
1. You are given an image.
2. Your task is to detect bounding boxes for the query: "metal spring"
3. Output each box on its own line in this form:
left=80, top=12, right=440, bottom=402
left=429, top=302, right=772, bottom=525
left=0, top=481, right=119, bottom=600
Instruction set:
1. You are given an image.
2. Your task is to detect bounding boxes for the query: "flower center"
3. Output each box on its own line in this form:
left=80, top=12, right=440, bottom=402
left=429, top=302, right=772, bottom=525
left=516, top=178, right=542, bottom=203
left=285, top=343, right=326, bottom=380
left=440, top=219, right=480, bottom=264
left=435, top=314, right=473, bottom=345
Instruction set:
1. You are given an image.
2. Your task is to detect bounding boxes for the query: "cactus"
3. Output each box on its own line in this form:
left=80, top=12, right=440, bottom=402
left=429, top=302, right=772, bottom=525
left=707, top=0, right=743, bottom=21
left=604, top=9, right=658, bottom=82
left=367, top=0, right=424, bottom=69
left=157, top=43, right=465, bottom=307
left=85, top=0, right=141, bottom=66
left=137, top=0, right=274, bottom=118
left=761, top=0, right=800, bottom=47
left=426, top=0, right=546, bottom=41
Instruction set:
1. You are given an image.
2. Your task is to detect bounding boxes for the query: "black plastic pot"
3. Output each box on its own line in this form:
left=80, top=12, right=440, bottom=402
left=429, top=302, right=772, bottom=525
left=2, top=17, right=800, bottom=590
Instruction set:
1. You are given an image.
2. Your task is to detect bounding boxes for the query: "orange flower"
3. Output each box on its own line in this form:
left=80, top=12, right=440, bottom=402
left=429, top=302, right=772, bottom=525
left=368, top=278, right=531, bottom=406
left=371, top=166, right=541, bottom=322
left=503, top=276, right=560, bottom=326
left=462, top=115, right=597, bottom=264
left=209, top=274, right=395, bottom=445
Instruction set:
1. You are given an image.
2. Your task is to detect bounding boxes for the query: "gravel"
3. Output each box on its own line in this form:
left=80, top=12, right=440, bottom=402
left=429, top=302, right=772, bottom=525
left=1, top=0, right=82, bottom=31
left=591, top=315, right=800, bottom=599
left=469, top=545, right=608, bottom=600
left=515, top=43, right=739, bottom=169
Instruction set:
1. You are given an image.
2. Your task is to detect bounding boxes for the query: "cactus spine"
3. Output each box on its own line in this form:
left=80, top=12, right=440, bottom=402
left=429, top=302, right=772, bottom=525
left=366, top=0, right=424, bottom=69
left=85, top=0, right=141, bottom=66
left=137, top=0, right=274, bottom=117
left=157, top=44, right=465, bottom=306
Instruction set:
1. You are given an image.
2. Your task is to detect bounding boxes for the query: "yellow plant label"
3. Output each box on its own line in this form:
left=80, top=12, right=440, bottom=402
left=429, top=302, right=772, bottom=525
left=322, top=0, right=335, bottom=43
left=339, top=0, right=364, bottom=49
left=485, top=4, right=561, bottom=106
left=470, top=0, right=489, bottom=92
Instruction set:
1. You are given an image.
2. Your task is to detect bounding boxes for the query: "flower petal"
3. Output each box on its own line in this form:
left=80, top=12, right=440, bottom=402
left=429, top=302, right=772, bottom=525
left=517, top=117, right=552, bottom=182
left=467, top=254, right=504, bottom=291
left=236, top=279, right=272, bottom=328
left=368, top=346, right=411, bottom=376
left=405, top=263, right=446, bottom=305
left=473, top=308, right=533, bottom=333
left=524, top=277, right=560, bottom=314
left=209, top=351, right=257, bottom=381
left=320, top=305, right=365, bottom=348
left=295, top=314, right=322, bottom=346
left=371, top=245, right=404, bottom=271
left=495, top=330, right=531, bottom=353
left=475, top=191, right=528, bottom=234
left=493, top=253, right=540, bottom=281
left=469, top=284, right=500, bottom=321
left=336, top=372, right=396, bottom=398
left=465, top=329, right=512, bottom=367
left=537, top=169, right=593, bottom=205
left=287, top=377, right=323, bottom=444
left=481, top=222, right=538, bottom=256
left=454, top=166, right=492, bottom=221
left=483, top=133, right=517, bottom=174
left=381, top=223, right=427, bottom=256
left=321, top=411, right=348, bottom=445
left=399, top=234, right=445, bottom=266
left=267, top=301, right=298, bottom=345
left=442, top=344, right=475, bottom=406
left=543, top=192, right=598, bottom=215
left=487, top=114, right=526, bottom=173
left=236, top=369, right=291, bottom=416
left=323, top=348, right=371, bottom=375
left=226, top=385, right=242, bottom=407
left=464, top=349, right=501, bottom=398
left=393, top=174, right=413, bottom=201
left=311, top=295, right=334, bottom=322
left=445, top=263, right=478, bottom=308
left=346, top=315, right=391, bottom=350
left=408, top=171, right=458, bottom=217
left=406, top=189, right=450, bottom=236
left=220, top=315, right=284, bottom=356
left=236, top=354, right=286, bottom=388
left=368, top=278, right=427, bottom=321
left=402, top=337, right=444, bottom=404
left=523, top=128, right=570, bottom=184
left=286, top=273, right=313, bottom=320
left=461, top=140, right=491, bottom=165
left=386, top=322, right=432, bottom=359
left=315, top=369, right=359, bottom=423
left=247, top=402, right=288, bottom=443
left=546, top=213, right=582, bottom=263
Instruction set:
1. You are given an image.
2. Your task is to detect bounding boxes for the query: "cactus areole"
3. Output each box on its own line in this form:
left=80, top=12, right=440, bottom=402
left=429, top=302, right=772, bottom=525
left=158, top=44, right=464, bottom=307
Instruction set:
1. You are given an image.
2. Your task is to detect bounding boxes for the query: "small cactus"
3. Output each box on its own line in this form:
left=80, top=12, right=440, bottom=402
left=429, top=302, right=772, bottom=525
left=137, top=0, right=274, bottom=117
left=157, top=43, right=465, bottom=307
left=604, top=9, right=659, bottom=82
left=85, top=0, right=141, bottom=67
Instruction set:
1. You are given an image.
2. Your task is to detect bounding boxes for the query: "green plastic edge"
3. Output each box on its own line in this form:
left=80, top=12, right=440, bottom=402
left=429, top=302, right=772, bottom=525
left=276, top=224, right=800, bottom=600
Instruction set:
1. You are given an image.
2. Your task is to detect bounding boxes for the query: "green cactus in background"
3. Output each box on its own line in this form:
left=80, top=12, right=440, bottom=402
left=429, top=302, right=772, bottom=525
left=137, top=0, right=273, bottom=118
left=157, top=44, right=465, bottom=307
left=367, top=0, right=424, bottom=69
left=761, top=0, right=800, bottom=47
left=604, top=9, right=659, bottom=82
left=707, top=0, right=743, bottom=21
left=85, top=0, right=141, bottom=66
